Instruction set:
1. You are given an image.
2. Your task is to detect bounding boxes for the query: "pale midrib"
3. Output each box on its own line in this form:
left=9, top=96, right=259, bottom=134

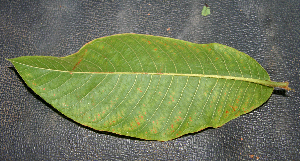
left=12, top=60, right=288, bottom=89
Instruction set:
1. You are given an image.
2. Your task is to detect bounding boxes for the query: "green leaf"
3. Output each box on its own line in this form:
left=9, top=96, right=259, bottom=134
left=202, top=5, right=210, bottom=16
left=8, top=33, right=290, bottom=141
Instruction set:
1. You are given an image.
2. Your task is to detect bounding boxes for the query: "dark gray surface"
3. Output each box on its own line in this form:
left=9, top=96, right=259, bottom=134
left=1, top=0, right=299, bottom=160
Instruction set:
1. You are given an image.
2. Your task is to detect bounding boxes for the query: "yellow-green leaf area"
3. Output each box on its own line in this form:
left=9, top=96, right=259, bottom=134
left=8, top=33, right=290, bottom=141
left=202, top=5, right=210, bottom=16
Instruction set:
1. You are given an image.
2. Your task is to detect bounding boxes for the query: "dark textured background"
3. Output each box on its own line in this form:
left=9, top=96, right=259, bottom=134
left=1, top=0, right=299, bottom=160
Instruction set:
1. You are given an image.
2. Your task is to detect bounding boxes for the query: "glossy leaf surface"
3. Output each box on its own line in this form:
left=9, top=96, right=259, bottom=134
left=8, top=33, right=289, bottom=141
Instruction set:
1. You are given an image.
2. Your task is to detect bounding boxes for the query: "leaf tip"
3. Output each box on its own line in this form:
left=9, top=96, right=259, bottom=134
left=5, top=58, right=12, bottom=62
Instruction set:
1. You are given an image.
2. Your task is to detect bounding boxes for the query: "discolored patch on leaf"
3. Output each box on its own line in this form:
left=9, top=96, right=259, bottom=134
left=8, top=33, right=290, bottom=141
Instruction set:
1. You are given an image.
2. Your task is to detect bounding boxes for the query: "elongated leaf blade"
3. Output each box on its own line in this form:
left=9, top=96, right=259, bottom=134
left=9, top=33, right=288, bottom=141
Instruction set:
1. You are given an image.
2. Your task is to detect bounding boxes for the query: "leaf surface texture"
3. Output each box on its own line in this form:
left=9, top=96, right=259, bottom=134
left=9, top=34, right=277, bottom=141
